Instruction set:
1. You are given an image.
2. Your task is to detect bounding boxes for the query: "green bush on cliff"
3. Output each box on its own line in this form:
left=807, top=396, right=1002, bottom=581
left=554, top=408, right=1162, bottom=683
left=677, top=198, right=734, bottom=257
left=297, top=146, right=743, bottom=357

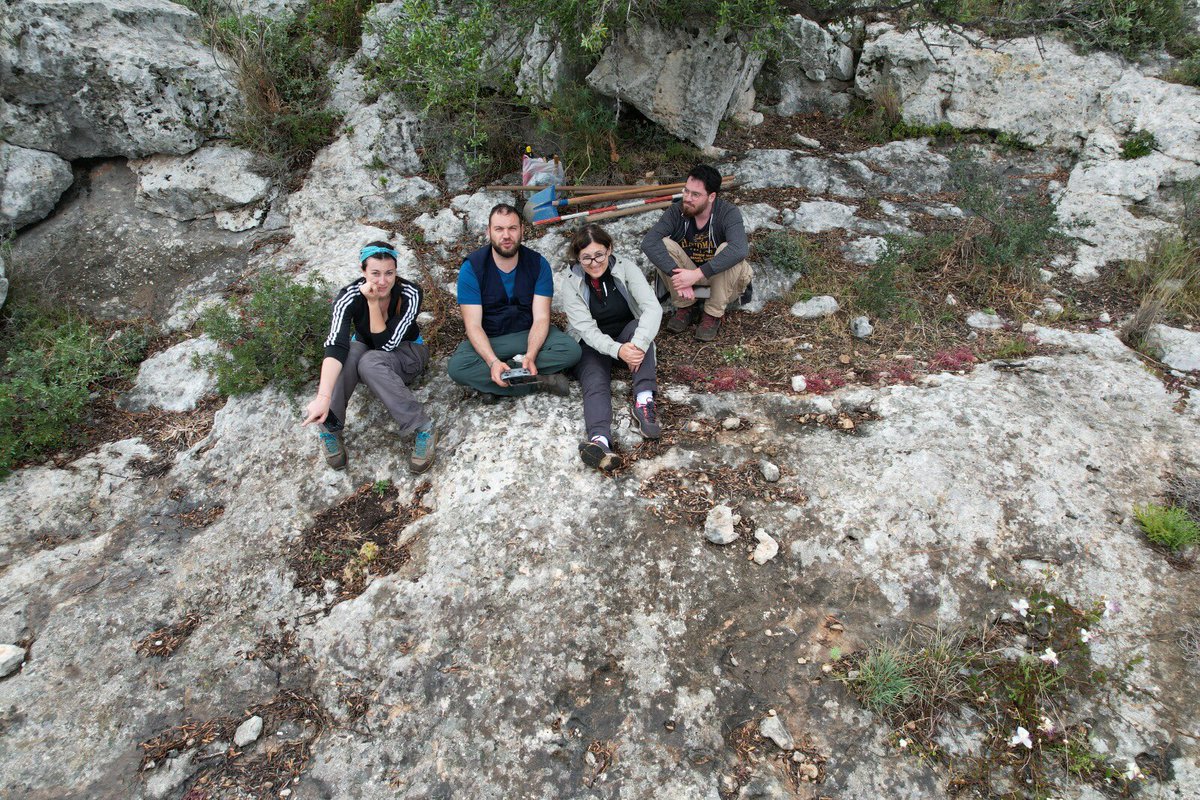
left=196, top=273, right=331, bottom=396
left=0, top=305, right=149, bottom=478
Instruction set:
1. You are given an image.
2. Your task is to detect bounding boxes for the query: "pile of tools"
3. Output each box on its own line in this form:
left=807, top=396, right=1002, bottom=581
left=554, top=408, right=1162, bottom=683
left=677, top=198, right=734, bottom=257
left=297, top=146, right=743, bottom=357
left=491, top=176, right=736, bottom=226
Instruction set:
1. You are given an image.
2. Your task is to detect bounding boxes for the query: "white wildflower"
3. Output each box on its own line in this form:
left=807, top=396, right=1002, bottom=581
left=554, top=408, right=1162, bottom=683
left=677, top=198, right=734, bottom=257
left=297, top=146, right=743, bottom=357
left=1009, top=727, right=1033, bottom=749
left=1040, top=648, right=1059, bottom=667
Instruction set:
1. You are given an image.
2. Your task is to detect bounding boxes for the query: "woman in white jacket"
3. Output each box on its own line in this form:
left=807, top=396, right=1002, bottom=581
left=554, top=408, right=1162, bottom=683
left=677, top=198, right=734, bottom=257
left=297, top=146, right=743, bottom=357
left=562, top=224, right=664, bottom=472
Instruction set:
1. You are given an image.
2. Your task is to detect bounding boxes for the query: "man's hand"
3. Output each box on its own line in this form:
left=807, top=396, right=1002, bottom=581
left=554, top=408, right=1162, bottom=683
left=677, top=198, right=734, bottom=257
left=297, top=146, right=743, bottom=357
left=618, top=342, right=644, bottom=371
left=671, top=267, right=702, bottom=293
left=490, top=358, right=511, bottom=387
left=303, top=395, right=330, bottom=426
left=520, top=352, right=540, bottom=376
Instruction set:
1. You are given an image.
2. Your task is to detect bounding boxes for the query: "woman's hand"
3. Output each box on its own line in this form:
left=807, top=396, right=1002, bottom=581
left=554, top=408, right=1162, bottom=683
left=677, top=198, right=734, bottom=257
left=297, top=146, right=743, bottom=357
left=303, top=394, right=330, bottom=426
left=360, top=280, right=382, bottom=300
left=619, top=342, right=644, bottom=371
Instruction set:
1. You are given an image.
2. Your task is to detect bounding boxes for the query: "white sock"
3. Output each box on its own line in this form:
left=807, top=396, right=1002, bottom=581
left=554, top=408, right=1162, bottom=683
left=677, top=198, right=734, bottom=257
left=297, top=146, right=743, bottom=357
left=590, top=435, right=610, bottom=448
left=635, top=391, right=653, bottom=406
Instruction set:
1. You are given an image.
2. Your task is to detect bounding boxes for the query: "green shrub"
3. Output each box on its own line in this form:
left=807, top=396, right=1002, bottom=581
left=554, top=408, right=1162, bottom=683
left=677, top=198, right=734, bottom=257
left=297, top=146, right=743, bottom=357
left=1134, top=503, right=1200, bottom=550
left=855, top=648, right=917, bottom=713
left=305, top=0, right=377, bottom=50
left=0, top=305, right=149, bottom=478
left=1121, top=130, right=1158, bottom=160
left=196, top=273, right=332, bottom=396
left=533, top=86, right=620, bottom=180
left=902, top=0, right=1195, bottom=57
left=1120, top=230, right=1200, bottom=349
left=756, top=230, right=826, bottom=275
left=1167, top=54, right=1200, bottom=87
left=192, top=4, right=342, bottom=173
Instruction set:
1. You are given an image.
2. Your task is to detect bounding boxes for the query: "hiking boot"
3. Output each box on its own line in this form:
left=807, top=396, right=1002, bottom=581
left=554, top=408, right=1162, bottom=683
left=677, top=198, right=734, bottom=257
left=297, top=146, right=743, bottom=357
left=579, top=439, right=623, bottom=473
left=317, top=424, right=347, bottom=470
left=537, top=372, right=570, bottom=396
left=409, top=421, right=438, bottom=474
left=695, top=311, right=722, bottom=342
left=630, top=398, right=662, bottom=439
left=665, top=305, right=695, bottom=334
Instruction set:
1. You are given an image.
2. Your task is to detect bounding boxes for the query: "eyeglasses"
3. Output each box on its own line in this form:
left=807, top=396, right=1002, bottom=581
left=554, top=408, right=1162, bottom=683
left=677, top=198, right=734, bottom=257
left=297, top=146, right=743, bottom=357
left=579, top=252, right=608, bottom=265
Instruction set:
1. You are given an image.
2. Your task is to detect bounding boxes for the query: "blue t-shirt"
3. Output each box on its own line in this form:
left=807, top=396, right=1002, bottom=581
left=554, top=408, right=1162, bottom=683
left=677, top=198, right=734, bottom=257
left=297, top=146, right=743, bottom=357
left=457, top=252, right=554, bottom=304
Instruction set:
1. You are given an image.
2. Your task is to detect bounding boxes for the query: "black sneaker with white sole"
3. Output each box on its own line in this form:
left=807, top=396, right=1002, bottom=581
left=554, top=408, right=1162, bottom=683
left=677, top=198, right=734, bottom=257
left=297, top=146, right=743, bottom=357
left=579, top=439, right=622, bottom=472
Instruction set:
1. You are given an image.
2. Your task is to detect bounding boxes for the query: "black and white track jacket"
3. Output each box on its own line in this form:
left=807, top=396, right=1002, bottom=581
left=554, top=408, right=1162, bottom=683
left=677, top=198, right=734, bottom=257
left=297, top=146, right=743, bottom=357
left=322, top=278, right=422, bottom=364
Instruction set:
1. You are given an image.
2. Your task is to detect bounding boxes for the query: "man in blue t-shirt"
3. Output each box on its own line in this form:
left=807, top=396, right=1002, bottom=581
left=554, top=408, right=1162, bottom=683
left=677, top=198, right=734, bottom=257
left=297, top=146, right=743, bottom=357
left=448, top=203, right=581, bottom=397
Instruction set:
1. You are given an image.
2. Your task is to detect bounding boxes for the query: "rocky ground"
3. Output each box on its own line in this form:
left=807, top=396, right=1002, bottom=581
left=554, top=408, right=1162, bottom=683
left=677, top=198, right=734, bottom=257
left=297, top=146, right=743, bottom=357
left=3, top=2, right=1200, bottom=799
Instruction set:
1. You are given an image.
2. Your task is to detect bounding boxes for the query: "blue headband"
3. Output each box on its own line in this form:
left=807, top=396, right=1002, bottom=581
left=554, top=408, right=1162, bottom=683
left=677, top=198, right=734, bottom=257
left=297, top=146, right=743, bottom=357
left=359, top=245, right=398, bottom=263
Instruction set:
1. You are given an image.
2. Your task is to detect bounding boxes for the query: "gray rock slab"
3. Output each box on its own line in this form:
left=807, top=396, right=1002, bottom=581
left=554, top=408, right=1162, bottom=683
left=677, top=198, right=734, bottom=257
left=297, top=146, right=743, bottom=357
left=1, top=327, right=1199, bottom=798
left=966, top=311, right=1006, bottom=330
left=7, top=161, right=263, bottom=322
left=0, top=0, right=238, bottom=159
left=119, top=337, right=219, bottom=413
left=791, top=295, right=840, bottom=319
left=129, top=145, right=272, bottom=222
left=0, top=143, right=74, bottom=229
left=588, top=23, right=763, bottom=149
left=759, top=713, right=794, bottom=750
left=1145, top=325, right=1200, bottom=371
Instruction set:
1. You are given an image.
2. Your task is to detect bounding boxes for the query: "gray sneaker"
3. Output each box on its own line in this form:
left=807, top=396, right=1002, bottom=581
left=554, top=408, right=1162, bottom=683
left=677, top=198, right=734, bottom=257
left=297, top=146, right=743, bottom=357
left=536, top=372, right=570, bottom=396
left=317, top=424, right=346, bottom=470
left=630, top=398, right=662, bottom=439
left=409, top=421, right=438, bottom=474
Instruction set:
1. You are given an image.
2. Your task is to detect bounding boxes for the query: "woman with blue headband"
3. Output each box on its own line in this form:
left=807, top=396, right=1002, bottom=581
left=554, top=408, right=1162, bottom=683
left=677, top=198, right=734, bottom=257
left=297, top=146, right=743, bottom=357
left=302, top=241, right=437, bottom=473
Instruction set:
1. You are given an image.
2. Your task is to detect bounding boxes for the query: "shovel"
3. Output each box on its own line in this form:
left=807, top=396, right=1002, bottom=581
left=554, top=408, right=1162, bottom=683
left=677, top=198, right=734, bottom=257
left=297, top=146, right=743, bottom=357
left=533, top=193, right=682, bottom=226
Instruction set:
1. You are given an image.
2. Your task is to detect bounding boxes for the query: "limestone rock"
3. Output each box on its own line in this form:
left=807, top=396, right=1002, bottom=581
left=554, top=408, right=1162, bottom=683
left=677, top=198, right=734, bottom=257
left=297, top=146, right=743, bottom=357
left=145, top=752, right=196, bottom=800
left=119, top=337, right=220, bottom=413
left=791, top=296, right=840, bottom=319
left=1144, top=325, right=1200, bottom=371
left=855, top=24, right=1124, bottom=152
left=0, top=252, right=7, bottom=311
left=966, top=311, right=1005, bottom=330
left=791, top=201, right=858, bottom=233
left=234, top=715, right=264, bottom=747
left=0, top=144, right=74, bottom=229
left=770, top=15, right=856, bottom=116
left=587, top=24, right=765, bottom=148
left=415, top=208, right=467, bottom=245
left=843, top=236, right=888, bottom=265
left=704, top=505, right=740, bottom=545
left=791, top=375, right=807, bottom=393
left=759, top=713, right=794, bottom=750
left=0, top=644, right=25, bottom=677
left=759, top=460, right=781, bottom=482
left=851, top=316, right=874, bottom=339
left=129, top=145, right=272, bottom=224
left=753, top=531, right=779, bottom=565
left=0, top=0, right=239, bottom=159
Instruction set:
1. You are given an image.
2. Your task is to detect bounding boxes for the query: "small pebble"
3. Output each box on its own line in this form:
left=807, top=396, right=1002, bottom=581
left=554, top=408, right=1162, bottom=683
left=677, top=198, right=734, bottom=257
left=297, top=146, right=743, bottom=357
left=0, top=644, right=26, bottom=677
left=234, top=716, right=264, bottom=748
left=791, top=375, right=807, bottom=393
left=686, top=420, right=703, bottom=433
left=722, top=417, right=741, bottom=430
left=759, top=460, right=781, bottom=482
left=752, top=531, right=779, bottom=565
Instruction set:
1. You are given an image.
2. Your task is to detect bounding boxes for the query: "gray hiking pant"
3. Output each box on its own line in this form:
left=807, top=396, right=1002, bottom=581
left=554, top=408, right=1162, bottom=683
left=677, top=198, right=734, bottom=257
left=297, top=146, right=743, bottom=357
left=330, top=340, right=431, bottom=433
left=576, top=319, right=657, bottom=442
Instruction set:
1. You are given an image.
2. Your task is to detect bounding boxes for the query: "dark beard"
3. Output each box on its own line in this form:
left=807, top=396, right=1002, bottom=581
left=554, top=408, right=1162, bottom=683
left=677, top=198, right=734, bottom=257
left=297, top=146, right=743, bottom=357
left=492, top=241, right=519, bottom=259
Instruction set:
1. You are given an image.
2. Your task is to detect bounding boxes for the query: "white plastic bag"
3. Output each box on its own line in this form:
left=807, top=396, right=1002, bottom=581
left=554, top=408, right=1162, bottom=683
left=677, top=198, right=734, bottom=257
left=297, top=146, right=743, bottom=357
left=522, top=153, right=563, bottom=187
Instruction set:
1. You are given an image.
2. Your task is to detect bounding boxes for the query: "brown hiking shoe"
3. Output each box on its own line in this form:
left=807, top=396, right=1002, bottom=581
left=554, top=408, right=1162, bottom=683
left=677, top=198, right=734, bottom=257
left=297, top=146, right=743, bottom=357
left=579, top=439, right=623, bottom=473
left=695, top=312, right=722, bottom=342
left=665, top=305, right=695, bottom=334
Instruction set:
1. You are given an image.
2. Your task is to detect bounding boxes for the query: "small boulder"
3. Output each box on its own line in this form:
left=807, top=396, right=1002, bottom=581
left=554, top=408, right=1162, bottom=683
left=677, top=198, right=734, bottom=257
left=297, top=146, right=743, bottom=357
left=233, top=715, right=264, bottom=748
left=966, top=311, right=1006, bottom=330
left=791, top=375, right=807, bottom=393
left=704, top=505, right=740, bottom=545
left=759, top=460, right=781, bottom=482
left=791, top=295, right=840, bottom=319
left=753, top=531, right=780, bottom=564
left=0, top=644, right=26, bottom=677
left=759, top=713, right=795, bottom=750
left=850, top=316, right=874, bottom=338
left=722, top=416, right=742, bottom=431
